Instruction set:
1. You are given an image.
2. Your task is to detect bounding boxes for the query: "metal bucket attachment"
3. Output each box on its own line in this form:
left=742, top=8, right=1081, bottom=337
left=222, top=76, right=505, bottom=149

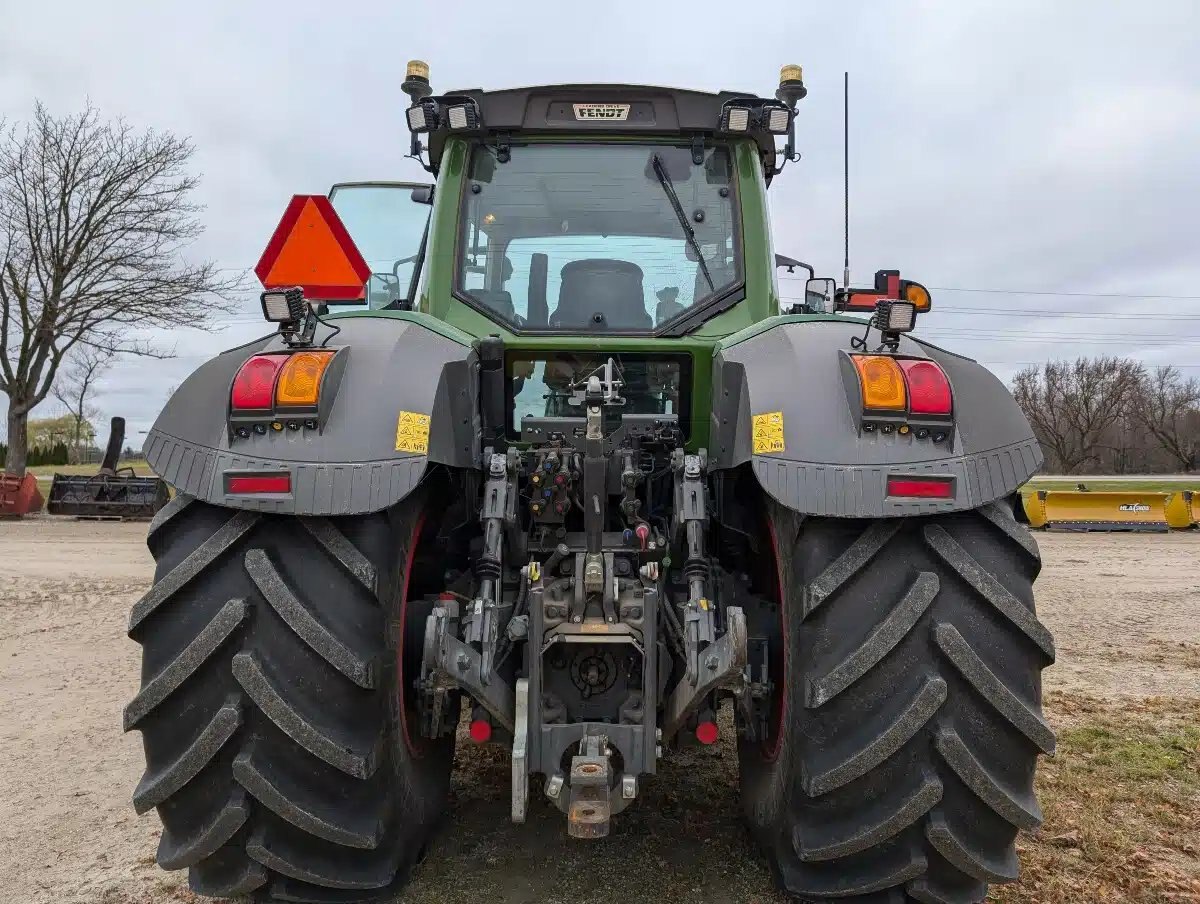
left=46, top=472, right=169, bottom=520
left=0, top=473, right=44, bottom=517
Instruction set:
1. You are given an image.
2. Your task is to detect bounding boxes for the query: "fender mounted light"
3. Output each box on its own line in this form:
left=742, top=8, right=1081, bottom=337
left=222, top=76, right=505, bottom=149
left=898, top=359, right=953, bottom=415
left=231, top=354, right=288, bottom=410
left=851, top=355, right=907, bottom=410
left=276, top=351, right=334, bottom=407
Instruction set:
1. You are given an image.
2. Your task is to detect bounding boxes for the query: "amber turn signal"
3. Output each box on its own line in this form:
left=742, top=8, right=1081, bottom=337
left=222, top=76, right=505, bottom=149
left=276, top=351, right=334, bottom=407
left=902, top=281, right=932, bottom=312
left=851, top=355, right=907, bottom=410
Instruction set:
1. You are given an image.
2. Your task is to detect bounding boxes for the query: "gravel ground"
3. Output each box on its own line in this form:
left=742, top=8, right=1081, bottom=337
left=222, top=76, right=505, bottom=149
left=1, top=519, right=1197, bottom=903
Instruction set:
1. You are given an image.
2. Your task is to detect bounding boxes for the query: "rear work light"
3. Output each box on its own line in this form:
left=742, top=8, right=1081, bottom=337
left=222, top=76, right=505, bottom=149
left=764, top=105, right=792, bottom=134
left=444, top=102, right=479, bottom=130
left=276, top=351, right=334, bottom=407
left=887, top=477, right=954, bottom=499
left=898, top=359, right=953, bottom=415
left=851, top=355, right=907, bottom=410
left=231, top=354, right=288, bottom=410
left=721, top=106, right=752, bottom=132
left=406, top=101, right=438, bottom=133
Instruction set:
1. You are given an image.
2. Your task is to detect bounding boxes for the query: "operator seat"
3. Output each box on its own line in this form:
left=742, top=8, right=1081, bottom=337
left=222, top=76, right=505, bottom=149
left=474, top=289, right=516, bottom=321
left=550, top=259, right=652, bottom=329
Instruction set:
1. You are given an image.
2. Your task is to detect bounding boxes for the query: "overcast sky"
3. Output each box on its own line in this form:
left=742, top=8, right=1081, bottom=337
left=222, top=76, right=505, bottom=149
left=2, top=0, right=1198, bottom=443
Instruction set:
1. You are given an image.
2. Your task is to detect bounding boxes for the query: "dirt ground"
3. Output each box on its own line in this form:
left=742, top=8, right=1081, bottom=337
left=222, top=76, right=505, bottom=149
left=1, top=520, right=1197, bottom=903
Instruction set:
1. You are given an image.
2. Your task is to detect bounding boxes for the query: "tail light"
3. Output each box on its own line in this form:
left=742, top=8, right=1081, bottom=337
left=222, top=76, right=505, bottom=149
left=898, top=360, right=952, bottom=415
left=851, top=355, right=907, bottom=410
left=231, top=355, right=288, bottom=410
left=276, top=351, right=334, bottom=407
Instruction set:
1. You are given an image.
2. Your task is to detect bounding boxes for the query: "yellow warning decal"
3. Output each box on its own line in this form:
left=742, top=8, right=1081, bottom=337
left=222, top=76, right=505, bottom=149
left=395, top=410, right=431, bottom=454
left=752, top=411, right=786, bottom=454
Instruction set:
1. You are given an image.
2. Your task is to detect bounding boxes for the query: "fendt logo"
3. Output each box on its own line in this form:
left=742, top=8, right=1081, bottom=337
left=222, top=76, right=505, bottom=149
left=573, top=103, right=631, bottom=121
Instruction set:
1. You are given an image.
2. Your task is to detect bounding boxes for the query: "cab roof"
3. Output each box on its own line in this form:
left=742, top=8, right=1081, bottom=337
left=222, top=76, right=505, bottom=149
left=426, top=83, right=783, bottom=176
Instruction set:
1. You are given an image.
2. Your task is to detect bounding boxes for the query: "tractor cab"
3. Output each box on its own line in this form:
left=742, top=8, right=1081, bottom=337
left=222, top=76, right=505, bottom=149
left=320, top=63, right=810, bottom=338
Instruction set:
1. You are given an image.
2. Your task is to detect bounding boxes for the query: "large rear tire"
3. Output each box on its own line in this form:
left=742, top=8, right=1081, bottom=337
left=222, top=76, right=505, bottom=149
left=125, top=490, right=454, bottom=902
left=739, top=500, right=1054, bottom=904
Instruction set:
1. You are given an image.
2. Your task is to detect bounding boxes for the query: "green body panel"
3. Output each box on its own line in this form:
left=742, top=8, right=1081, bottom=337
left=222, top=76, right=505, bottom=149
left=332, top=136, right=792, bottom=451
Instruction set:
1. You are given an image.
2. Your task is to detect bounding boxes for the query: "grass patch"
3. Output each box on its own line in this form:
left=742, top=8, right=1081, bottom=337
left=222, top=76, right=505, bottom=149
left=993, top=693, right=1200, bottom=903
left=1064, top=723, right=1200, bottom=783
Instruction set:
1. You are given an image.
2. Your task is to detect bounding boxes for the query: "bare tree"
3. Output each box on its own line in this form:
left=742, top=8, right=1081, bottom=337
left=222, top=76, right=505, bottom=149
left=1013, top=357, right=1145, bottom=473
left=0, top=103, right=240, bottom=475
left=52, top=343, right=112, bottom=460
left=1131, top=366, right=1200, bottom=472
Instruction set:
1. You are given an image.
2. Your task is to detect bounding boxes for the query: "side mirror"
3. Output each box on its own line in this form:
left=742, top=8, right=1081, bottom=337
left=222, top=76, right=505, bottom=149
left=804, top=277, right=836, bottom=313
left=410, top=186, right=434, bottom=205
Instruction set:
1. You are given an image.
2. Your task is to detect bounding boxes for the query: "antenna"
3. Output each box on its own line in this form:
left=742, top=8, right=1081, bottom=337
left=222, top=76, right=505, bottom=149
left=843, top=71, right=850, bottom=290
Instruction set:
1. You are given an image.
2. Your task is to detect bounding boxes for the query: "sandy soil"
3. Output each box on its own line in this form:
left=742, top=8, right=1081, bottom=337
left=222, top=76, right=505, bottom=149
left=1, top=519, right=1197, bottom=904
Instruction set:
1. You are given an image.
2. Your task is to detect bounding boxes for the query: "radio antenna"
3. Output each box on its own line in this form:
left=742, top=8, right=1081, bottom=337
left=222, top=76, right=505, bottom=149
left=843, top=71, right=850, bottom=290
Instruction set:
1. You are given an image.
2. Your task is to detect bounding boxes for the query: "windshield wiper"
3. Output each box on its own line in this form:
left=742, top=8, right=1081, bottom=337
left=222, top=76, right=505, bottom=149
left=651, top=153, right=715, bottom=294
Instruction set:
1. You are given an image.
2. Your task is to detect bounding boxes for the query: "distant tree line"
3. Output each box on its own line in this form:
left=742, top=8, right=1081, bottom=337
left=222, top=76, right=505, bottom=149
left=0, top=439, right=69, bottom=467
left=1013, top=358, right=1200, bottom=474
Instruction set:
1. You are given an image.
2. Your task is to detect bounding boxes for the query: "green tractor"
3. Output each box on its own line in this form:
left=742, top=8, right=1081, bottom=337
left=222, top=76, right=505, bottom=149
left=126, top=62, right=1053, bottom=903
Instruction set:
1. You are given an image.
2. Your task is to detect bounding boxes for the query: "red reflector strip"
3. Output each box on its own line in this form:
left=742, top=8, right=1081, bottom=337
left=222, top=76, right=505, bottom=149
left=695, top=721, right=720, bottom=745
left=887, top=477, right=954, bottom=499
left=469, top=719, right=492, bottom=744
left=226, top=474, right=291, bottom=494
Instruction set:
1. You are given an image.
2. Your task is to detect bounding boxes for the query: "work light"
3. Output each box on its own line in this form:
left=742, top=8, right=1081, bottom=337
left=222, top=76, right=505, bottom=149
left=874, top=300, right=917, bottom=334
left=406, top=101, right=439, bottom=133
left=260, top=287, right=306, bottom=324
left=444, top=102, right=479, bottom=131
left=720, top=106, right=752, bottom=132
left=764, top=105, right=792, bottom=134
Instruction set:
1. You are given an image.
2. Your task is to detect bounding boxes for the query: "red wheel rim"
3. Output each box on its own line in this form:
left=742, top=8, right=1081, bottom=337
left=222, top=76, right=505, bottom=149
left=763, top=515, right=787, bottom=762
left=397, top=511, right=427, bottom=756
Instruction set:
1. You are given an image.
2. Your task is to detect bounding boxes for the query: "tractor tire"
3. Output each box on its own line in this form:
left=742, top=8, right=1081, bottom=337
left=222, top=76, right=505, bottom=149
left=739, top=500, right=1054, bottom=904
left=125, top=490, right=454, bottom=902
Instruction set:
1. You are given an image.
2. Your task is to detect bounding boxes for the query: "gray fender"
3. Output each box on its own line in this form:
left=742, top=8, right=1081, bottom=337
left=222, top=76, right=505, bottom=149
left=710, top=317, right=1041, bottom=517
left=144, top=315, right=479, bottom=515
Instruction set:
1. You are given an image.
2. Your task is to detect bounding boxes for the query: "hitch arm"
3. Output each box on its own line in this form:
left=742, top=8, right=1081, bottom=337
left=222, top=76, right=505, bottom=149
left=662, top=606, right=748, bottom=739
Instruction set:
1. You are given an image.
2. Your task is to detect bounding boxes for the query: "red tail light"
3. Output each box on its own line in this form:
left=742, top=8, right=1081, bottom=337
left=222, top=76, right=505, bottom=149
left=897, top=360, right=952, bottom=415
left=887, top=477, right=953, bottom=499
left=231, top=354, right=288, bottom=410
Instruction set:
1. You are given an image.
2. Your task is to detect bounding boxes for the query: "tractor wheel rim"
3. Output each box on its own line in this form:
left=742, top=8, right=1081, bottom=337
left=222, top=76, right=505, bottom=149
left=763, top=515, right=787, bottom=763
left=397, top=511, right=428, bottom=756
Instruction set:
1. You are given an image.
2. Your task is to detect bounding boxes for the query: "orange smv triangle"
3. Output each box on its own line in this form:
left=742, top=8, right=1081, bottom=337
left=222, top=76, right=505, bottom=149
left=255, top=195, right=371, bottom=302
